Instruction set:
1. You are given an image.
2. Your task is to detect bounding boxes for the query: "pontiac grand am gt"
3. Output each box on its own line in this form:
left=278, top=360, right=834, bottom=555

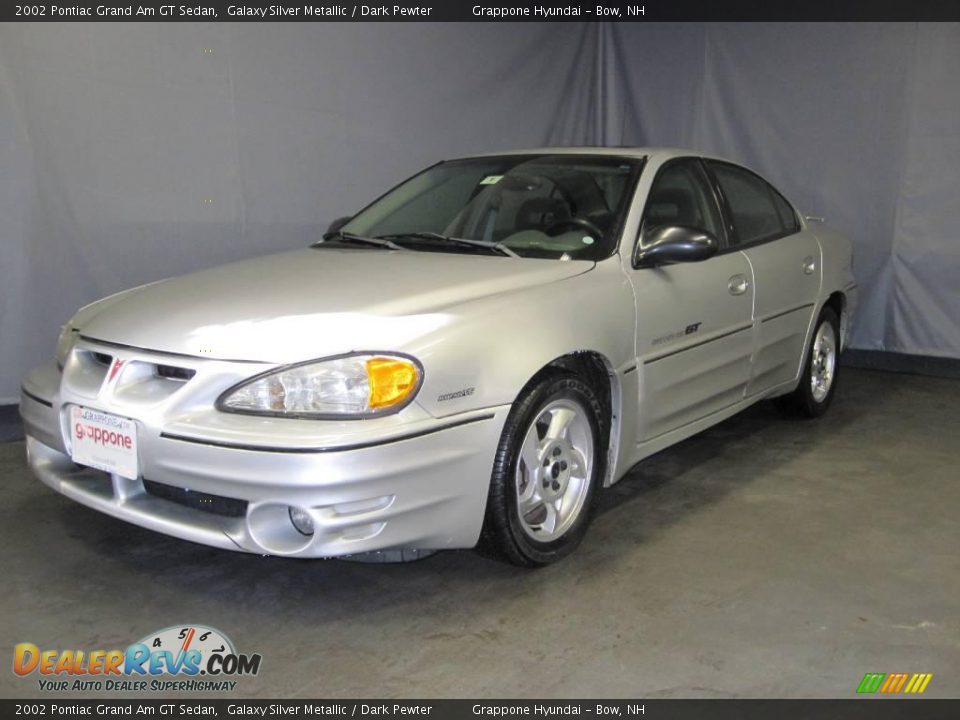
left=21, top=148, right=857, bottom=566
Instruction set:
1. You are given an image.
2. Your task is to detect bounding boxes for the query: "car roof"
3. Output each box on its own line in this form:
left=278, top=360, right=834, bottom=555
left=454, top=147, right=735, bottom=164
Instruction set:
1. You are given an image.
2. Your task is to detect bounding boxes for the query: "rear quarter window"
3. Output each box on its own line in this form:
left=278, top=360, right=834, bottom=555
left=770, top=187, right=801, bottom=234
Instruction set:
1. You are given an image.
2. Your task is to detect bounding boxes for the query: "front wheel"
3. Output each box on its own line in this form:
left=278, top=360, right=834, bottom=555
left=775, top=306, right=841, bottom=418
left=479, top=373, right=605, bottom=567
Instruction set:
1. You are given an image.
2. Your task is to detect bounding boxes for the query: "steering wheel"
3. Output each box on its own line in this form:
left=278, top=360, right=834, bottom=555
left=544, top=217, right=605, bottom=239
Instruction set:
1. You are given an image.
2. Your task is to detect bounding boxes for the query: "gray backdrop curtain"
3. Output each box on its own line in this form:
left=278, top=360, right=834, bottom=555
left=1, top=22, right=958, bottom=402
left=603, top=22, right=960, bottom=359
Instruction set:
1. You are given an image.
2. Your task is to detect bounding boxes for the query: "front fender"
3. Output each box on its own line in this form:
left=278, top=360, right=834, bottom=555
left=406, top=258, right=636, bottom=418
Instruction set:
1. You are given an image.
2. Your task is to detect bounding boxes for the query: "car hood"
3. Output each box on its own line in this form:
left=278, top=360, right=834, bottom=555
left=78, top=248, right=593, bottom=362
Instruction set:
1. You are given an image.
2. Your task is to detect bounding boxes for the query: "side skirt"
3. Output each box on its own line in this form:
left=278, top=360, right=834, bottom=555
left=609, top=376, right=798, bottom=484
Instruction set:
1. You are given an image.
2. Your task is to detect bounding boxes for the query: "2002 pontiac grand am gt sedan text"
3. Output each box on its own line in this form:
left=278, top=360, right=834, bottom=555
left=21, top=148, right=857, bottom=566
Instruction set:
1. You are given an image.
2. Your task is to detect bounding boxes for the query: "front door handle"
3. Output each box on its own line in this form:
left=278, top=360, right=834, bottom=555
left=728, top=274, right=749, bottom=296
left=802, top=256, right=817, bottom=275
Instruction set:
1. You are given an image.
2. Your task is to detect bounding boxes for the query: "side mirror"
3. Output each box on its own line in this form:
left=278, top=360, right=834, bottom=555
left=634, top=226, right=718, bottom=267
left=326, top=216, right=352, bottom=235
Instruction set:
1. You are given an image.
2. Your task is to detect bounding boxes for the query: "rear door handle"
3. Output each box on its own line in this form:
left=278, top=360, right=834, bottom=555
left=802, top=256, right=816, bottom=275
left=728, top=274, right=749, bottom=296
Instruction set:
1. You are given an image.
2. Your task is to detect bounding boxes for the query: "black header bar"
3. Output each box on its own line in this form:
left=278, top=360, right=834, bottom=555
left=4, top=0, right=960, bottom=22
left=2, top=699, right=958, bottom=719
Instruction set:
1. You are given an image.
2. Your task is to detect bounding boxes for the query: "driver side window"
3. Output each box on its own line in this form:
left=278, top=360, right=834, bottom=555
left=642, top=160, right=723, bottom=243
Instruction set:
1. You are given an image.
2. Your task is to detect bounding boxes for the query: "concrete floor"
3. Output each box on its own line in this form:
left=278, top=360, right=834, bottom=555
left=2, top=367, right=958, bottom=699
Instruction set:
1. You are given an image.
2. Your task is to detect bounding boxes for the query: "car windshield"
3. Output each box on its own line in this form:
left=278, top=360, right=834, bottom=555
left=337, top=154, right=643, bottom=260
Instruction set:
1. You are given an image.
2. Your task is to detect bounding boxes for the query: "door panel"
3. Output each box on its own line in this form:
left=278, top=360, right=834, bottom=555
left=704, top=160, right=822, bottom=397
left=743, top=231, right=821, bottom=395
left=633, top=252, right=754, bottom=441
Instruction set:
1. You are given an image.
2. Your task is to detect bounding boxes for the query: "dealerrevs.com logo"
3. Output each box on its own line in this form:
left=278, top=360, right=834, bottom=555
left=14, top=624, right=262, bottom=692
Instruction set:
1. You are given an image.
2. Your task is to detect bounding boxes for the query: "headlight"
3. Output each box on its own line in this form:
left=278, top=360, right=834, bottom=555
left=55, top=322, right=78, bottom=369
left=217, top=353, right=423, bottom=418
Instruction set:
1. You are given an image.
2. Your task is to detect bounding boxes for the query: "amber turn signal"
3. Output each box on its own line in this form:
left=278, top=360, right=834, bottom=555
left=366, top=357, right=420, bottom=410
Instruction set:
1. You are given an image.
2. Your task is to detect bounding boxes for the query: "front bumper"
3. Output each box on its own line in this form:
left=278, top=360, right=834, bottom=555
left=20, top=340, right=508, bottom=558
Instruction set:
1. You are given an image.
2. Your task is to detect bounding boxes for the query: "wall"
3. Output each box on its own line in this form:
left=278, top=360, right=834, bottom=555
left=604, top=22, right=960, bottom=357
left=0, top=22, right=598, bottom=402
left=2, top=22, right=959, bottom=401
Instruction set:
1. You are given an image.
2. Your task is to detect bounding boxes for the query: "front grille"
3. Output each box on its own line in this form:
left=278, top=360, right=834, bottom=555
left=155, top=364, right=196, bottom=381
left=143, top=479, right=247, bottom=518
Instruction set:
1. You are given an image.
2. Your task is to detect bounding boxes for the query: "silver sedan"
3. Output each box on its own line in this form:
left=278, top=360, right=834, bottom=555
left=20, top=148, right=857, bottom=566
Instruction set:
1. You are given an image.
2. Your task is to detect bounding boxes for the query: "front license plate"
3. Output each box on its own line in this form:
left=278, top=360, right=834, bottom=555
left=69, top=406, right=139, bottom=479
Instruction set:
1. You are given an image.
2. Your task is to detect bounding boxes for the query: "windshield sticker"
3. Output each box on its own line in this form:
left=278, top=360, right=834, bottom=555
left=581, top=236, right=595, bottom=245
left=479, top=175, right=503, bottom=185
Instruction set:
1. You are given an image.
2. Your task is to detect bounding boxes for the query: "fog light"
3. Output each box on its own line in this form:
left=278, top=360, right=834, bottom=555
left=288, top=506, right=314, bottom=536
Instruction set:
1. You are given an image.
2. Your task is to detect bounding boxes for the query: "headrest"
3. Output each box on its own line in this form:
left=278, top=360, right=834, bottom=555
left=646, top=188, right=695, bottom=226
left=515, top=198, right=571, bottom=231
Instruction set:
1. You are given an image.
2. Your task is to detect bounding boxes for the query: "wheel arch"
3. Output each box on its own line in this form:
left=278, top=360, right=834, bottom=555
left=823, top=290, right=848, bottom=351
left=802, top=290, right=846, bottom=370
left=522, top=350, right=623, bottom=488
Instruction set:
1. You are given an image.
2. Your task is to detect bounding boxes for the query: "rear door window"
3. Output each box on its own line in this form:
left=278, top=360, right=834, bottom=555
left=708, top=162, right=798, bottom=246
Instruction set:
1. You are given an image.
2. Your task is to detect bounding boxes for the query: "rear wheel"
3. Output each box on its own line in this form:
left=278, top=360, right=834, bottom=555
left=479, top=373, right=604, bottom=567
left=775, top=306, right=840, bottom=418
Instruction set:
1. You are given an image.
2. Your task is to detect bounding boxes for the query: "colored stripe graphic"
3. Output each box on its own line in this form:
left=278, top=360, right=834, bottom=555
left=857, top=673, right=885, bottom=693
left=906, top=673, right=933, bottom=694
left=857, top=672, right=932, bottom=694
left=880, top=672, right=909, bottom=693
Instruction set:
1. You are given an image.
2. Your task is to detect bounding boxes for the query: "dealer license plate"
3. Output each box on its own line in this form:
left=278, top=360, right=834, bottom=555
left=69, top=406, right=139, bottom=479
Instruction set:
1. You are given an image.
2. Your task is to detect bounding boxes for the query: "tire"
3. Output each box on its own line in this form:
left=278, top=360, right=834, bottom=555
left=479, top=372, right=605, bottom=567
left=775, top=306, right=841, bottom=418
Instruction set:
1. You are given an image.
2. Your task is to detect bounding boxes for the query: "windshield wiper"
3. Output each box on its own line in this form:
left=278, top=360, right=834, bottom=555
left=376, top=232, right=519, bottom=258
left=314, top=230, right=404, bottom=250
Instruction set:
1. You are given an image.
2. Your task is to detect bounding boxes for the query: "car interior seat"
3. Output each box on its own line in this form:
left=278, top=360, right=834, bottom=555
left=645, top=188, right=697, bottom=228
left=515, top=197, right=572, bottom=233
